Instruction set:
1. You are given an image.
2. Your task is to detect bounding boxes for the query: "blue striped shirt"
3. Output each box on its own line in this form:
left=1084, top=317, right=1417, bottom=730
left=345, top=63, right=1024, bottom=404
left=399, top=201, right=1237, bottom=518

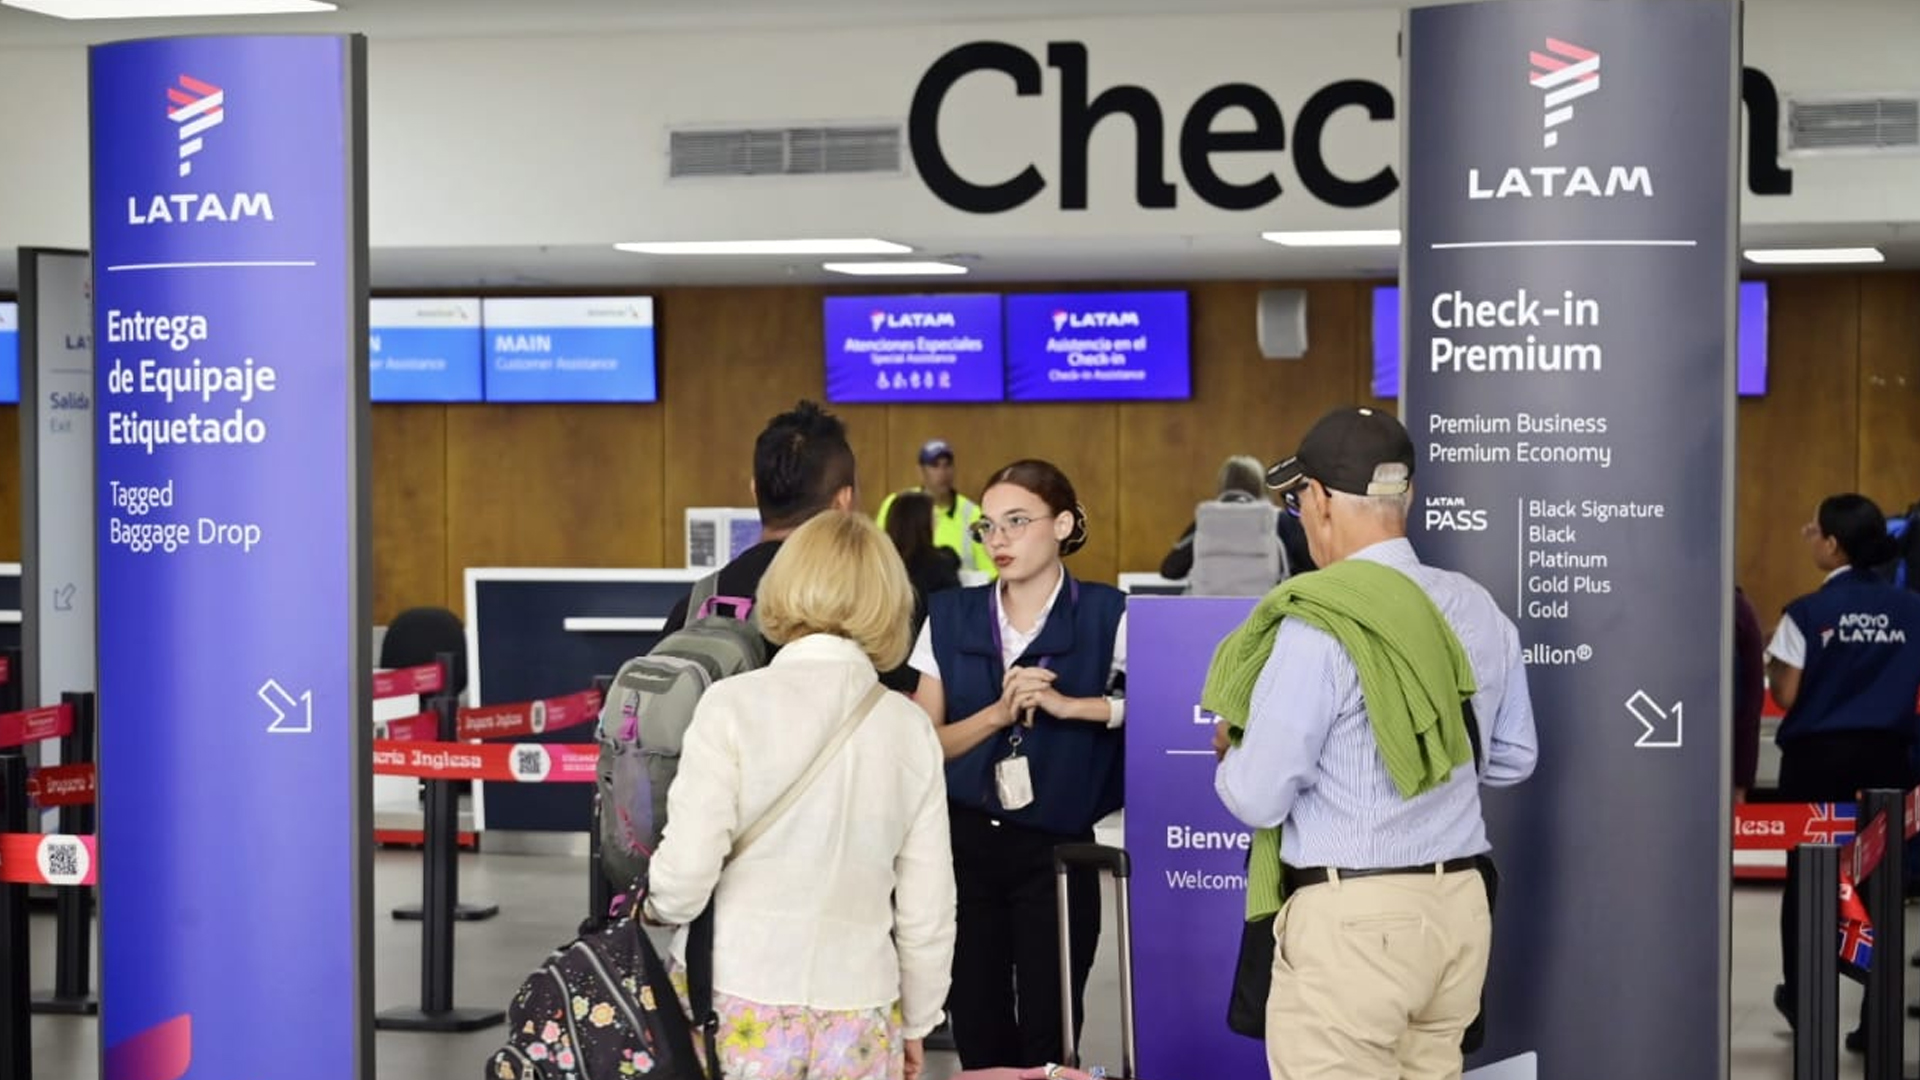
left=1214, top=538, right=1538, bottom=868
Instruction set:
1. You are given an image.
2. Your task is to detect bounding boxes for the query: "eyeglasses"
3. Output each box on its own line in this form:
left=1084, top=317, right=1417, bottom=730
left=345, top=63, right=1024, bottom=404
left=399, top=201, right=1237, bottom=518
left=969, top=513, right=1042, bottom=545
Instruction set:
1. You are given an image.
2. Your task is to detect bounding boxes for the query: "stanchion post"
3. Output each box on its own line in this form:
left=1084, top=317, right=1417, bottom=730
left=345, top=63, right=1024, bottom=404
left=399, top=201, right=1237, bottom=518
left=32, top=691, right=98, bottom=1015
left=1860, top=790, right=1905, bottom=1080
left=586, top=674, right=613, bottom=933
left=372, top=691, right=503, bottom=1033
left=1793, top=842, right=1840, bottom=1080
left=0, top=751, right=33, bottom=1078
left=392, top=652, right=497, bottom=923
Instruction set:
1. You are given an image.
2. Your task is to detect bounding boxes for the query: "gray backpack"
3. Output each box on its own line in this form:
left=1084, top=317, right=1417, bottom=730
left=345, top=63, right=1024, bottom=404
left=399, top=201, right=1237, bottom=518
left=1190, top=498, right=1289, bottom=597
left=595, top=574, right=768, bottom=892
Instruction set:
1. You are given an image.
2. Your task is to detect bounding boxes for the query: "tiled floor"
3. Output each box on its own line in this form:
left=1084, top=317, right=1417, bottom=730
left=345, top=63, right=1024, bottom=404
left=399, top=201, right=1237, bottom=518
left=16, top=847, right=1903, bottom=1079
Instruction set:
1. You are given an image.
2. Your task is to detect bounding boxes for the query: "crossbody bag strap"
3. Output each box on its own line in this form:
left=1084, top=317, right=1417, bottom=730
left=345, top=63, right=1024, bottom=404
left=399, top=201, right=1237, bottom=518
left=684, top=680, right=886, bottom=1079
left=729, top=681, right=887, bottom=863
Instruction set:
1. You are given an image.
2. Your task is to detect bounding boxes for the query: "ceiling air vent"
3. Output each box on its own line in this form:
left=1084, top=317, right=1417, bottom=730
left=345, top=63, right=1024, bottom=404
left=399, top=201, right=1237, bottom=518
left=1786, top=95, right=1920, bottom=155
left=669, top=124, right=904, bottom=179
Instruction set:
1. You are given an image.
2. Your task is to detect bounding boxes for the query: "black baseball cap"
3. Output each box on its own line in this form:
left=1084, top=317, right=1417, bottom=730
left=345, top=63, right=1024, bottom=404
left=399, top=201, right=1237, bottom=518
left=918, top=439, right=955, bottom=465
left=1266, top=406, right=1416, bottom=497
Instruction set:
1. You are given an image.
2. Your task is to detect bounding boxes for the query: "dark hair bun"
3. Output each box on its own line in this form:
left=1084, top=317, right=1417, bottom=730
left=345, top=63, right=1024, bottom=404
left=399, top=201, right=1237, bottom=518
left=1060, top=503, right=1089, bottom=557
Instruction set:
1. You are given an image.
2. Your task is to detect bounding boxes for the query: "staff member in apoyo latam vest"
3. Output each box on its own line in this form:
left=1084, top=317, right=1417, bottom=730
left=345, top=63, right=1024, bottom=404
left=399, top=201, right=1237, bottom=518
left=906, top=459, right=1126, bottom=1070
left=1769, top=494, right=1920, bottom=1047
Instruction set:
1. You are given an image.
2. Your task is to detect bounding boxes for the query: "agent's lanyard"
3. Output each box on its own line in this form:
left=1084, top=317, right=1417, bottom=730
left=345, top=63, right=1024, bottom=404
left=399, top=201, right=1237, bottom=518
left=989, top=573, right=1077, bottom=751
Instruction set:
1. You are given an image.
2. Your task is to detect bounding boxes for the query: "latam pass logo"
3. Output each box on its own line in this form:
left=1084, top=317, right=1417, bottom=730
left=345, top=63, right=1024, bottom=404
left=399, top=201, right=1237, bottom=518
left=167, top=74, right=224, bottom=177
left=1530, top=37, right=1598, bottom=149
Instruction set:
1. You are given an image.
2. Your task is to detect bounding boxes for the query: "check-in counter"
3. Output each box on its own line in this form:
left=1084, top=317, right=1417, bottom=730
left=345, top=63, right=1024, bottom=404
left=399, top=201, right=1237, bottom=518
left=465, top=567, right=703, bottom=836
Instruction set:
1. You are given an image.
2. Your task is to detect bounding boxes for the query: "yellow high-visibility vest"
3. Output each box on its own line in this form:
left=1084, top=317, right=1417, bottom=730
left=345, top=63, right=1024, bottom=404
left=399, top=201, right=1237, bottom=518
left=876, top=488, right=996, bottom=578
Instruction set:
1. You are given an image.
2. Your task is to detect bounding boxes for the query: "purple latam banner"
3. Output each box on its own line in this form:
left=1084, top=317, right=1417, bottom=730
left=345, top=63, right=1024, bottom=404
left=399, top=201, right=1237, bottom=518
left=1374, top=281, right=1768, bottom=397
left=1124, top=596, right=1263, bottom=1080
left=823, top=293, right=1004, bottom=403
left=1005, top=290, right=1191, bottom=401
left=91, top=35, right=368, bottom=1080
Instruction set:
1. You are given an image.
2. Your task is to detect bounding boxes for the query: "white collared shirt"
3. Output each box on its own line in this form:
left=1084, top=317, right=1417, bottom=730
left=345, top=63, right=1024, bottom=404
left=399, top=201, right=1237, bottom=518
left=908, top=567, right=1128, bottom=726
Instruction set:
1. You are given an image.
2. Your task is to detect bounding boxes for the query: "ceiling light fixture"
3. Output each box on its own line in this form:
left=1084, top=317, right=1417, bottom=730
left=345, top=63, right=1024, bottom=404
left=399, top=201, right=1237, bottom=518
left=1742, top=246, right=1884, bottom=265
left=614, top=239, right=912, bottom=256
left=1261, top=229, right=1402, bottom=248
left=822, top=261, right=969, bottom=277
left=2, top=0, right=336, bottom=17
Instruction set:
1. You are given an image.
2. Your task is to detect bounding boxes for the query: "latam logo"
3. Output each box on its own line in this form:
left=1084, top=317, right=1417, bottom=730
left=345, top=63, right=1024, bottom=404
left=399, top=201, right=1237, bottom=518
left=1051, top=309, right=1142, bottom=332
left=167, top=74, right=224, bottom=177
left=1530, top=38, right=1598, bottom=149
left=870, top=310, right=957, bottom=331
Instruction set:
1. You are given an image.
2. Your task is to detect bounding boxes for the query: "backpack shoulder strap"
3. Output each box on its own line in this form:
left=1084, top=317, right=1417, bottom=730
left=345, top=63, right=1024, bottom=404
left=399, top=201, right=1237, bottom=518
left=685, top=570, right=722, bottom=623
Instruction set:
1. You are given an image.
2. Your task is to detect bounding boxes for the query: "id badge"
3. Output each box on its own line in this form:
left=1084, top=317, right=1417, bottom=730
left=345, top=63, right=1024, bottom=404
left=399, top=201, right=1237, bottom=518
left=996, top=754, right=1035, bottom=811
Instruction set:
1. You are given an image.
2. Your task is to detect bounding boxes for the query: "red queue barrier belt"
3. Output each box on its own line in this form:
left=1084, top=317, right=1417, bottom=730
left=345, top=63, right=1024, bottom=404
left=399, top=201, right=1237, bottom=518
left=0, top=832, right=96, bottom=886
left=27, top=763, right=96, bottom=808
left=373, top=662, right=445, bottom=701
left=457, top=689, right=601, bottom=741
left=0, top=703, right=74, bottom=750
left=377, top=712, right=440, bottom=743
left=1732, top=796, right=1920, bottom=882
left=1734, top=802, right=1856, bottom=881
left=372, top=740, right=596, bottom=784
left=0, top=654, right=11, bottom=685
left=374, top=689, right=602, bottom=744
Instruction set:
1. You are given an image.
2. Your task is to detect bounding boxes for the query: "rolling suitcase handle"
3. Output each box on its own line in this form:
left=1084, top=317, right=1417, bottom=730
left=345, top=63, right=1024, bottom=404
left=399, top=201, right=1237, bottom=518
left=1054, top=844, right=1135, bottom=1078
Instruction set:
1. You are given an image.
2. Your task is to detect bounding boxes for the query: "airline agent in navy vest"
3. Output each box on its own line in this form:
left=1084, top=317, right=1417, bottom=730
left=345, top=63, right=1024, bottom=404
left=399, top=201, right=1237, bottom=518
left=907, top=459, right=1128, bottom=1070
left=1769, top=494, right=1920, bottom=1034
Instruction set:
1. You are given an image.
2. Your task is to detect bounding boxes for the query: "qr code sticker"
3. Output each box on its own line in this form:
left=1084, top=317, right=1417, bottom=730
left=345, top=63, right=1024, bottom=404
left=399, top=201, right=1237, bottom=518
left=511, top=745, right=551, bottom=783
left=37, top=837, right=88, bottom=885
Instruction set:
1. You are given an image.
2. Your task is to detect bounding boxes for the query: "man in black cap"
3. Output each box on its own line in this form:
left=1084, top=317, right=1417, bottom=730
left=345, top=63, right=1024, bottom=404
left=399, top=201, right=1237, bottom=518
left=1206, top=406, right=1538, bottom=1080
left=877, top=438, right=995, bottom=580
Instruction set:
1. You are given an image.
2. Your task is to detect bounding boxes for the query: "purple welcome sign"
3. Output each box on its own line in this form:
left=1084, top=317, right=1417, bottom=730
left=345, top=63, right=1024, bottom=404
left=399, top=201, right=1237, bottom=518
left=1123, top=596, right=1263, bottom=1080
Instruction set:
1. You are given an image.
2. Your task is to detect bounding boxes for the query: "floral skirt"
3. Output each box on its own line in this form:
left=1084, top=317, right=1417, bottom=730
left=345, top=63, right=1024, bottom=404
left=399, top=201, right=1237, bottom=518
left=669, top=964, right=905, bottom=1080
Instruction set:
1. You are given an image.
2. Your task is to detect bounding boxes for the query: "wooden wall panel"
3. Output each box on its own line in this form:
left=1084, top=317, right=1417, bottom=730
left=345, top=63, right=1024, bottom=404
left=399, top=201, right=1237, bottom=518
left=443, top=403, right=665, bottom=609
left=657, top=286, right=890, bottom=558
left=886, top=400, right=1122, bottom=583
left=1736, top=274, right=1860, bottom=623
left=370, top=405, right=448, bottom=623
left=1116, top=281, right=1369, bottom=577
left=1856, top=273, right=1920, bottom=518
left=0, top=407, right=17, bottom=562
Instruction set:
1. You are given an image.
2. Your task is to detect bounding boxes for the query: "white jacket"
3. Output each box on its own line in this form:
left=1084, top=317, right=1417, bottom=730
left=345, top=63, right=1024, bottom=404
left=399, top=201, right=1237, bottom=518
left=646, top=633, right=957, bottom=1038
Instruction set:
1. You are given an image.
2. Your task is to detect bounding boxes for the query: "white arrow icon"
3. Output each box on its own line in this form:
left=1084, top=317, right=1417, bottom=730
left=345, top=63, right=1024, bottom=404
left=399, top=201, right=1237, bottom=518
left=1627, top=689, right=1683, bottom=748
left=261, top=679, right=314, bottom=734
left=52, top=583, right=75, bottom=612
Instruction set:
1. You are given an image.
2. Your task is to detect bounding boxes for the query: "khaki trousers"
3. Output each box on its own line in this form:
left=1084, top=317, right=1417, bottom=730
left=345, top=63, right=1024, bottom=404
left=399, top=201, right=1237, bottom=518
left=1265, top=867, right=1492, bottom=1080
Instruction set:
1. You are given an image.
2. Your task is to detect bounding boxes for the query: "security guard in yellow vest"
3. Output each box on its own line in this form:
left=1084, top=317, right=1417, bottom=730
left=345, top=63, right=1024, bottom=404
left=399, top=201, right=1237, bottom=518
left=877, top=439, right=996, bottom=580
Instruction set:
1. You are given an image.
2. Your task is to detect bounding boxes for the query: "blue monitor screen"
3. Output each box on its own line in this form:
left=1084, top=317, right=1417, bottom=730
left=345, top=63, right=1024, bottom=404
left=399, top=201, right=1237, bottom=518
left=0, top=302, right=16, bottom=406
left=823, top=294, right=1004, bottom=403
left=482, top=296, right=658, bottom=403
left=1372, top=282, right=1769, bottom=397
left=1005, top=290, right=1191, bottom=401
left=370, top=298, right=483, bottom=402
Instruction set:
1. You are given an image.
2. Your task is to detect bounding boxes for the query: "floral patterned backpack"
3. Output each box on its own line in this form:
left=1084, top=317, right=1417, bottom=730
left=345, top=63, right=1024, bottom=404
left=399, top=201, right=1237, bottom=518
left=485, top=894, right=719, bottom=1080
left=487, top=684, right=887, bottom=1080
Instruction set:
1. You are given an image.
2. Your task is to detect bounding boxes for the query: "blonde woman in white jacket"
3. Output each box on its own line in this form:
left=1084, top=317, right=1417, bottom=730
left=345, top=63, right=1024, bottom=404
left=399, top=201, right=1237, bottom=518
left=645, top=510, right=957, bottom=1080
